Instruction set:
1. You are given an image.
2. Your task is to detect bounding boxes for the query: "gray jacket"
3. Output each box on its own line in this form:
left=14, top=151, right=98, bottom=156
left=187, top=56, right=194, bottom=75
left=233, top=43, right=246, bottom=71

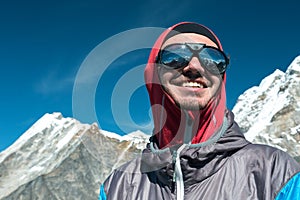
left=101, top=111, right=300, bottom=199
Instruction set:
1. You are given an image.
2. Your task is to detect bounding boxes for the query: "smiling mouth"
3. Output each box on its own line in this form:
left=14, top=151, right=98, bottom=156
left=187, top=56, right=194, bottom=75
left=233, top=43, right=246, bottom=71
left=182, top=81, right=207, bottom=88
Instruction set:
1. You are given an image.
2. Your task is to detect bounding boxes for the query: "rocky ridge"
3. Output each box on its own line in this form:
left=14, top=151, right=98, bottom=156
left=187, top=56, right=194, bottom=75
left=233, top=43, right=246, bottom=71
left=0, top=113, right=149, bottom=199
left=232, top=56, right=300, bottom=158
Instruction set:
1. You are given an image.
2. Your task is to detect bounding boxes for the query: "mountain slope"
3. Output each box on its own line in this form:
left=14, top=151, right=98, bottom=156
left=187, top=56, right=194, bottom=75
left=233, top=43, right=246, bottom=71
left=0, top=113, right=149, bottom=199
left=232, top=56, right=300, bottom=157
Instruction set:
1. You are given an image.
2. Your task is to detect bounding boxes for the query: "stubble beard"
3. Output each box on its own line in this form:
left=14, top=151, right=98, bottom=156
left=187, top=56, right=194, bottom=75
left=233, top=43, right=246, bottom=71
left=174, top=97, right=208, bottom=111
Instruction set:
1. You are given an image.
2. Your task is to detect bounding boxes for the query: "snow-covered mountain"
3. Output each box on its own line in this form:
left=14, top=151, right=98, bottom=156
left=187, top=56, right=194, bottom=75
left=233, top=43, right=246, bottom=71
left=0, top=113, right=149, bottom=199
left=0, top=56, right=300, bottom=199
left=232, top=55, right=300, bottom=158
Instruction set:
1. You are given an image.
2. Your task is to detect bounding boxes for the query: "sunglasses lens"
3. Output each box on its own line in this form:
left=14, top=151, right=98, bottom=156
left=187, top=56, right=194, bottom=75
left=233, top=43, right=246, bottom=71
left=160, top=52, right=188, bottom=69
left=199, top=48, right=227, bottom=74
left=159, top=45, right=191, bottom=69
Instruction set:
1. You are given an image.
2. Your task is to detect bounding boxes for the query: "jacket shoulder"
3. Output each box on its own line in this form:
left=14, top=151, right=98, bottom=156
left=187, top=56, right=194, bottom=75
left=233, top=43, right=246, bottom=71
left=102, top=157, right=145, bottom=199
left=235, top=143, right=300, bottom=198
left=241, top=143, right=299, bottom=164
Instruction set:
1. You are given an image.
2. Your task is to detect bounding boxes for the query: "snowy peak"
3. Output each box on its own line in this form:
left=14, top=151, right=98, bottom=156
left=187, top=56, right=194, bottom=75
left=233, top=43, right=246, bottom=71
left=286, top=55, right=300, bottom=75
left=1, top=113, right=87, bottom=160
left=0, top=112, right=149, bottom=199
left=232, top=56, right=300, bottom=157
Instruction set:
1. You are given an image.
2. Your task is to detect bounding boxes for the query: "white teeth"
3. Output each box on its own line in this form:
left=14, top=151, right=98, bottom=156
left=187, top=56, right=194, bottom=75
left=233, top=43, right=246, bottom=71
left=182, top=82, right=204, bottom=88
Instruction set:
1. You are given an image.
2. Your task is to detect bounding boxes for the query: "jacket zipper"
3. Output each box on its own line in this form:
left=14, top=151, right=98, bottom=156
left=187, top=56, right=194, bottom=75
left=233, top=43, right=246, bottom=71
left=173, top=144, right=186, bottom=200
left=172, top=113, right=194, bottom=199
left=172, top=150, right=177, bottom=183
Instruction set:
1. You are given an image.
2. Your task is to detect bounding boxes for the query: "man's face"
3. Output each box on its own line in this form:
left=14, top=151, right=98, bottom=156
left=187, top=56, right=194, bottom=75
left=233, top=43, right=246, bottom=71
left=157, top=33, right=223, bottom=110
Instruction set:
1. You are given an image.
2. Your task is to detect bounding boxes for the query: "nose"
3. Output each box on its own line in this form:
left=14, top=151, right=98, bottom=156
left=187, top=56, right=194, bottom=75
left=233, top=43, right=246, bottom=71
left=181, top=56, right=206, bottom=77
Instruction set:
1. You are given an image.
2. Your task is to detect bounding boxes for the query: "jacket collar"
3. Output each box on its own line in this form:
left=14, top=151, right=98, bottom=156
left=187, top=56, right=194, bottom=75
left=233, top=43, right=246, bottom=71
left=141, top=111, right=250, bottom=187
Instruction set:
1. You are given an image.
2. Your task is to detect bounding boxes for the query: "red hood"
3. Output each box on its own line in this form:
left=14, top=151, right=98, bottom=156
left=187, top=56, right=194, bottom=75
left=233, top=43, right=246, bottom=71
left=144, top=22, right=227, bottom=149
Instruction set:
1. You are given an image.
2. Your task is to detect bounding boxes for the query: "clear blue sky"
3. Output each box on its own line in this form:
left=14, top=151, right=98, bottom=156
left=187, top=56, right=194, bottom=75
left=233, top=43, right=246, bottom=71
left=1, top=0, right=300, bottom=151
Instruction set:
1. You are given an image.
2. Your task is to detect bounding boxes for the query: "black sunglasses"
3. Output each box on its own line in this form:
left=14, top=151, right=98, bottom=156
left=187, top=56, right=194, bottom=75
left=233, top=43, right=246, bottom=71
left=156, top=43, right=229, bottom=75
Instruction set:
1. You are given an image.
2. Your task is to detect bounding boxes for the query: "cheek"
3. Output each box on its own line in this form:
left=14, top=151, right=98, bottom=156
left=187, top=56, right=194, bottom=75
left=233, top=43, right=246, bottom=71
left=212, top=76, right=222, bottom=88
left=158, top=69, right=172, bottom=85
left=213, top=80, right=223, bottom=97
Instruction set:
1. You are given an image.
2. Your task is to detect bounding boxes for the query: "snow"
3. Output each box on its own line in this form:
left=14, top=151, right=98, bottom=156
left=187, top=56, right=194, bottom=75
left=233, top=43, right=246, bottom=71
left=0, top=112, right=150, bottom=198
left=244, top=84, right=288, bottom=141
left=99, top=128, right=126, bottom=141
left=287, top=55, right=300, bottom=72
left=0, top=112, right=83, bottom=197
left=98, top=126, right=150, bottom=150
left=232, top=56, right=300, bottom=156
left=54, top=120, right=89, bottom=152
left=258, top=69, right=284, bottom=91
left=291, top=125, right=300, bottom=135
left=0, top=113, right=59, bottom=163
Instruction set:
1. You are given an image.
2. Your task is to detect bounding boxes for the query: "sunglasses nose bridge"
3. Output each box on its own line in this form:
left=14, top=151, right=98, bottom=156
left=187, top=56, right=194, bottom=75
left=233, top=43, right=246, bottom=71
left=182, top=54, right=206, bottom=74
left=186, top=44, right=203, bottom=63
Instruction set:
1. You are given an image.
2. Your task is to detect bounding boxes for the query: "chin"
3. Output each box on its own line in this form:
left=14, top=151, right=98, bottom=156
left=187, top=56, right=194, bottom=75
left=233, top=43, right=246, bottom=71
left=175, top=99, right=208, bottom=110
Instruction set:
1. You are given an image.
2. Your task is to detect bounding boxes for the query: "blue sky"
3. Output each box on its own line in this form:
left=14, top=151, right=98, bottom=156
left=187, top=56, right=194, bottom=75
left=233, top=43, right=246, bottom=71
left=1, top=0, right=300, bottom=151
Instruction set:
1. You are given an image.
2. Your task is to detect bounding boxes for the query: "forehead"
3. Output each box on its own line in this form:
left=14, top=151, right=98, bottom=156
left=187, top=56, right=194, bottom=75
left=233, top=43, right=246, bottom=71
left=161, top=33, right=218, bottom=49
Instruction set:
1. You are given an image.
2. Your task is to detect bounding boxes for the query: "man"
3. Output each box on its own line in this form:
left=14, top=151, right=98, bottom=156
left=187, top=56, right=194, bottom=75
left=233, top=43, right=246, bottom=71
left=99, top=22, right=300, bottom=199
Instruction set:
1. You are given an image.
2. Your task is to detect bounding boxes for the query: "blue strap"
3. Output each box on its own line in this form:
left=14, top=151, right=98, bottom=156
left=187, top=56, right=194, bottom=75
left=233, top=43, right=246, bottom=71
left=275, top=172, right=300, bottom=200
left=98, top=185, right=107, bottom=200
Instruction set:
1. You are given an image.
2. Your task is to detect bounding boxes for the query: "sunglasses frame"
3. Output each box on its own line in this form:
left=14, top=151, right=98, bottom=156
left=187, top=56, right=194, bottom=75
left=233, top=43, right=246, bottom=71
left=156, top=43, right=230, bottom=74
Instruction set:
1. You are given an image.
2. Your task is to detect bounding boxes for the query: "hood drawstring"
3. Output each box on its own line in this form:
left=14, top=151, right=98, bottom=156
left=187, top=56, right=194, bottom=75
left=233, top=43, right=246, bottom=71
left=158, top=94, right=165, bottom=145
left=183, top=111, right=194, bottom=144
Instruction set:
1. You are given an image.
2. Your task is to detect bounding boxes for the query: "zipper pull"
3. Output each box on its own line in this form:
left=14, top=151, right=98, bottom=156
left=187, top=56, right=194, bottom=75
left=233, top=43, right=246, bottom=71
left=172, top=150, right=177, bottom=182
